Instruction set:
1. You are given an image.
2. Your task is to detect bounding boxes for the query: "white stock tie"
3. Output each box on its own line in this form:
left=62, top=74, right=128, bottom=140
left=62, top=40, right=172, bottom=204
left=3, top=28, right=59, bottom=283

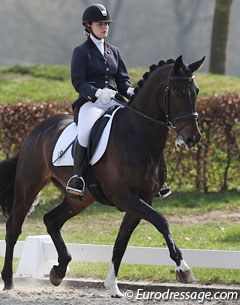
left=90, top=34, right=105, bottom=56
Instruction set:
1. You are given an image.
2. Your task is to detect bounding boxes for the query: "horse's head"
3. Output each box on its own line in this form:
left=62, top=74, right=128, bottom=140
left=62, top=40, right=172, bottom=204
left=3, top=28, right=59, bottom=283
left=128, top=55, right=205, bottom=149
left=165, top=55, right=205, bottom=149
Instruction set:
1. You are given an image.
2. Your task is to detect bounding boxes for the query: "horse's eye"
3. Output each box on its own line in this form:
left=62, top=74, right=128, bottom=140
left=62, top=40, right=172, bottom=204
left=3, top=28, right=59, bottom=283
left=173, top=90, right=185, bottom=98
left=191, top=90, right=196, bottom=98
left=174, top=91, right=181, bottom=98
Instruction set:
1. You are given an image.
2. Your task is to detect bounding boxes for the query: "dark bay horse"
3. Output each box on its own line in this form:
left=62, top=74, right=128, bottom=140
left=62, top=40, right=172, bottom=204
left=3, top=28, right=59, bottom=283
left=0, top=55, right=205, bottom=297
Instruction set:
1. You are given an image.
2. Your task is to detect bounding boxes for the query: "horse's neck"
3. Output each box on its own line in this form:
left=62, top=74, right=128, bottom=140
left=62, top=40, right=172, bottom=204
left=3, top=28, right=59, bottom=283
left=130, top=87, right=157, bottom=115
left=124, top=66, right=170, bottom=158
left=130, top=66, right=169, bottom=122
left=122, top=103, right=169, bottom=161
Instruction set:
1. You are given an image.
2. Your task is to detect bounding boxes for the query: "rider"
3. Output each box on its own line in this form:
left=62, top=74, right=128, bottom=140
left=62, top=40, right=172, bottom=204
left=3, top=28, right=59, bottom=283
left=66, top=3, right=171, bottom=199
left=66, top=4, right=133, bottom=197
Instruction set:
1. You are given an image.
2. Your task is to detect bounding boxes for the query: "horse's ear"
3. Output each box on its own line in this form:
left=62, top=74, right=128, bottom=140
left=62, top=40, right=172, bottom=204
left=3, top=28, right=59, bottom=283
left=173, top=55, right=184, bottom=73
left=188, top=56, right=205, bottom=73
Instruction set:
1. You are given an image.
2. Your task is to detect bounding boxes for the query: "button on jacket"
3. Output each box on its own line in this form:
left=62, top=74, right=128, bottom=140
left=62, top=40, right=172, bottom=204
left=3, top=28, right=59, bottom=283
left=71, top=37, right=131, bottom=109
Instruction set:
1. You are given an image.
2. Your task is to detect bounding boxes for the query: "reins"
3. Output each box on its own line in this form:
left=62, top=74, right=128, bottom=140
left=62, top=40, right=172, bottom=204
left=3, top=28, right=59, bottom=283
left=113, top=93, right=170, bottom=128
left=113, top=73, right=198, bottom=130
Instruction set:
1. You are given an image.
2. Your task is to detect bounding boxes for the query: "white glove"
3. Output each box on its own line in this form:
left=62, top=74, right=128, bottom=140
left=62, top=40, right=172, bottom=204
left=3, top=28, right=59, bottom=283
left=95, top=88, right=116, bottom=102
left=127, top=87, right=135, bottom=96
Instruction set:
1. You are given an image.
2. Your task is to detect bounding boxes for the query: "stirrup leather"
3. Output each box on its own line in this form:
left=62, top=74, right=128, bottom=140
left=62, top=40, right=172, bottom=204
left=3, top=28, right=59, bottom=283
left=66, top=175, right=85, bottom=197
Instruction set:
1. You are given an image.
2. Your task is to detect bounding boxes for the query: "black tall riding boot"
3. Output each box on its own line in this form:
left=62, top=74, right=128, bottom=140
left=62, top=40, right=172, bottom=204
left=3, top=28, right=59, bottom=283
left=66, top=142, right=88, bottom=197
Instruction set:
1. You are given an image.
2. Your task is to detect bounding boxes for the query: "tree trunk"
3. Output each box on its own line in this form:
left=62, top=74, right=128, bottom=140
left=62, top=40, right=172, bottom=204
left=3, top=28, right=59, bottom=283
left=209, top=0, right=233, bottom=74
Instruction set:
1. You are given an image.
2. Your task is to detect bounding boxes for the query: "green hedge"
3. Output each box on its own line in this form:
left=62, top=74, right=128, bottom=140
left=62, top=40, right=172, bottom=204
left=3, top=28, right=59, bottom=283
left=0, top=102, right=70, bottom=158
left=166, top=93, right=240, bottom=192
left=0, top=94, right=239, bottom=192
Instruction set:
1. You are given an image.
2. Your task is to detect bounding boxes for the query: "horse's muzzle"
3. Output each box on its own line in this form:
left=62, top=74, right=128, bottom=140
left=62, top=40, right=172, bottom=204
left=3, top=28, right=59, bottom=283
left=185, top=133, right=201, bottom=149
left=175, top=133, right=201, bottom=149
left=175, top=124, right=201, bottom=149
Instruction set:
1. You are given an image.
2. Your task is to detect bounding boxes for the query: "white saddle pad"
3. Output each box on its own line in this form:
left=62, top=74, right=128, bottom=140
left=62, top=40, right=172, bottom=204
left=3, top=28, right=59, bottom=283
left=52, top=106, right=122, bottom=167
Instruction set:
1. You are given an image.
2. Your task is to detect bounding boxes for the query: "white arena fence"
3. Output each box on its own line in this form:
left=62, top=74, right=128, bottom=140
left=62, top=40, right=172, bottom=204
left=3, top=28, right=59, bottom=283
left=0, top=235, right=240, bottom=279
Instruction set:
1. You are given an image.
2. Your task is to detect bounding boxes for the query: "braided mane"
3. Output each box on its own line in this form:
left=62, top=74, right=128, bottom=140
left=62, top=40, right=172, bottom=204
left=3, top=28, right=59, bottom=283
left=129, top=59, right=175, bottom=102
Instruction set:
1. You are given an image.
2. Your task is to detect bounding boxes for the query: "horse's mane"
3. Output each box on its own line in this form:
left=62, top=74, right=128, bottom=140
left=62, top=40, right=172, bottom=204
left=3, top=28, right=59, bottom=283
left=129, top=59, right=175, bottom=103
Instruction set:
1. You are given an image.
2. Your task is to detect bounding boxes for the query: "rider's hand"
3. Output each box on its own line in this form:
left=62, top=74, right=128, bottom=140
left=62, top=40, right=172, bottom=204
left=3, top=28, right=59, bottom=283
left=127, top=87, right=135, bottom=96
left=95, top=88, right=116, bottom=102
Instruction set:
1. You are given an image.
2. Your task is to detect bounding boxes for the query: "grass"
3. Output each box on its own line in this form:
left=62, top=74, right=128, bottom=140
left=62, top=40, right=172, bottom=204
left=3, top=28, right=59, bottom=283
left=196, top=73, right=240, bottom=96
left=0, top=188, right=240, bottom=285
left=0, top=65, right=76, bottom=104
left=0, top=65, right=240, bottom=105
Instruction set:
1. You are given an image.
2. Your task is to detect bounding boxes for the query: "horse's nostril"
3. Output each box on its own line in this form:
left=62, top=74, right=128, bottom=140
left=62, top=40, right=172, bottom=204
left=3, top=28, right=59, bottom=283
left=186, top=136, right=196, bottom=148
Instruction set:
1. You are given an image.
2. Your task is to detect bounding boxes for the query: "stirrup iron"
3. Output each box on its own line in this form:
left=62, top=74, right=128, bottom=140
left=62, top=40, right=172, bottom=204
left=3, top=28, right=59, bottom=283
left=66, top=175, right=85, bottom=197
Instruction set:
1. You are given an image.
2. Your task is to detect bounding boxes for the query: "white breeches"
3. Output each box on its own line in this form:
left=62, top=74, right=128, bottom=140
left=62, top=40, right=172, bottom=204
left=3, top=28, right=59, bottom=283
left=77, top=98, right=120, bottom=147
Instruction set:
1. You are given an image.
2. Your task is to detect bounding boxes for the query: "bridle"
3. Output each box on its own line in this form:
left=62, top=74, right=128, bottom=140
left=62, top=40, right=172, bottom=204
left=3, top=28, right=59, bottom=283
left=113, top=74, right=198, bottom=130
left=163, top=75, right=198, bottom=129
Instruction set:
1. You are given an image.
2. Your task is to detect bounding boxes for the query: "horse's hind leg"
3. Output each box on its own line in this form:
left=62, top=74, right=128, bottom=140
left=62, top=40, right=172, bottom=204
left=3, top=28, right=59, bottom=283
left=43, top=195, right=92, bottom=286
left=1, top=175, right=47, bottom=290
left=104, top=213, right=140, bottom=297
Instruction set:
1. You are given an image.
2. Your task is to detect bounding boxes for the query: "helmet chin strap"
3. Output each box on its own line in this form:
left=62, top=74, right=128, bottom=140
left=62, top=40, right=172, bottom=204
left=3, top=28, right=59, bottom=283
left=85, top=25, right=103, bottom=40
left=91, top=31, right=103, bottom=40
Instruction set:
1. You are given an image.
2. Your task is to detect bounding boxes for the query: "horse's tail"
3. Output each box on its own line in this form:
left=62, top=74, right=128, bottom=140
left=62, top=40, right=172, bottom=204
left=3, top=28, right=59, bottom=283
left=0, top=155, right=18, bottom=217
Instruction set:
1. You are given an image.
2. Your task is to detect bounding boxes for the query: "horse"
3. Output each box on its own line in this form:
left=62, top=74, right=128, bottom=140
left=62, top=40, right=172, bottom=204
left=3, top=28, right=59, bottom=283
left=0, top=55, right=205, bottom=297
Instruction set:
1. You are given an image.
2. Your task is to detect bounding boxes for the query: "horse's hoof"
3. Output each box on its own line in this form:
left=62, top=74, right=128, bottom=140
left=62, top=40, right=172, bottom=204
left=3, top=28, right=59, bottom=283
left=104, top=280, right=124, bottom=298
left=50, top=267, right=64, bottom=286
left=176, top=269, right=195, bottom=283
left=111, top=294, right=123, bottom=298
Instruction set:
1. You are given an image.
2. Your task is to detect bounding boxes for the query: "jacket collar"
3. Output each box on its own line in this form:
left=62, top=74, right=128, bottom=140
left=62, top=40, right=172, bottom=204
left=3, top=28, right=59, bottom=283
left=87, top=37, right=112, bottom=61
left=90, top=34, right=104, bottom=48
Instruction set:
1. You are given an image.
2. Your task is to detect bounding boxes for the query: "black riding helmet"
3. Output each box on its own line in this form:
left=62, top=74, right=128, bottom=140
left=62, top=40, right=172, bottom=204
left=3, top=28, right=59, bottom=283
left=82, top=4, right=113, bottom=27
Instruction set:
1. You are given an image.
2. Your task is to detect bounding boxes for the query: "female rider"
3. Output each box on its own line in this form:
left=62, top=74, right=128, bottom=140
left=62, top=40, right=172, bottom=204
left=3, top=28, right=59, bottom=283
left=66, top=4, right=171, bottom=199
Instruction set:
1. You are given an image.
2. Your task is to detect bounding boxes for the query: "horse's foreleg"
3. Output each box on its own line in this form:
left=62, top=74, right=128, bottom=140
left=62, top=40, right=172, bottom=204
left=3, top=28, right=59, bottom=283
left=104, top=213, right=140, bottom=298
left=43, top=195, right=92, bottom=286
left=118, top=195, right=194, bottom=284
left=164, top=230, right=194, bottom=283
left=149, top=211, right=194, bottom=283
